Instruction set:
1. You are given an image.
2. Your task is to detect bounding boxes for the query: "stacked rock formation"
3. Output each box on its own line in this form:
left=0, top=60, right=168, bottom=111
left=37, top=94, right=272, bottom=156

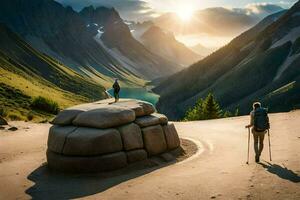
left=47, top=99, right=180, bottom=172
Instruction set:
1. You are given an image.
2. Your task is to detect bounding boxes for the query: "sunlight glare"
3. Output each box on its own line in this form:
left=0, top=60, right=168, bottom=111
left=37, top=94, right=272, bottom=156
left=176, top=5, right=194, bottom=21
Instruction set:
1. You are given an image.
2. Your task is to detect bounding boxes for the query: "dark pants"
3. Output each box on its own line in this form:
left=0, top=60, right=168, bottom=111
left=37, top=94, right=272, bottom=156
left=252, top=129, right=266, bottom=157
left=114, top=90, right=119, bottom=101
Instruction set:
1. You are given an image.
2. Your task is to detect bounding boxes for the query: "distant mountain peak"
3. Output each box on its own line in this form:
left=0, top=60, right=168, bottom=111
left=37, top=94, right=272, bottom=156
left=154, top=1, right=300, bottom=120
left=141, top=25, right=202, bottom=66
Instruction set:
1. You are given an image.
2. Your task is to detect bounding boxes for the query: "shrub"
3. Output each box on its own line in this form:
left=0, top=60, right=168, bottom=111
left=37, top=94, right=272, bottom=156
left=0, top=107, right=8, bottom=117
left=39, top=119, right=48, bottom=123
left=31, top=96, right=59, bottom=115
left=8, top=113, right=22, bottom=121
left=27, top=112, right=34, bottom=121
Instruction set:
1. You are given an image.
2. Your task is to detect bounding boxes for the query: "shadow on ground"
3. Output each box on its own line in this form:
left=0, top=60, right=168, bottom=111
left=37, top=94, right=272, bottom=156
left=259, top=162, right=300, bottom=183
left=25, top=139, right=197, bottom=199
left=25, top=159, right=171, bottom=200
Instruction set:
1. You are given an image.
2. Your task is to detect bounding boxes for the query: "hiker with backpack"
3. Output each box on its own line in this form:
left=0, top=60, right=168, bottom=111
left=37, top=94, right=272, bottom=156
left=245, top=102, right=270, bottom=163
left=113, top=79, right=120, bottom=102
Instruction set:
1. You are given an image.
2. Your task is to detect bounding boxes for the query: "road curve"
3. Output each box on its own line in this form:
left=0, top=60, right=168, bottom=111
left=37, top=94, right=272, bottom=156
left=0, top=111, right=300, bottom=199
left=88, top=111, right=300, bottom=200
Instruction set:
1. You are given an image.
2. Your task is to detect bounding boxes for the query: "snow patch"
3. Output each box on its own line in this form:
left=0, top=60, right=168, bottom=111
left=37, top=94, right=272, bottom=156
left=93, top=35, right=144, bottom=78
left=124, top=21, right=132, bottom=25
left=95, top=27, right=105, bottom=39
left=93, top=23, right=98, bottom=27
left=271, top=26, right=300, bottom=49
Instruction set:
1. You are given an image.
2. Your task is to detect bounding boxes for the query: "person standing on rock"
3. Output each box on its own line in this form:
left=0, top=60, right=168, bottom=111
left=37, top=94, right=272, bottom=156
left=113, top=79, right=120, bottom=102
left=245, top=102, right=270, bottom=163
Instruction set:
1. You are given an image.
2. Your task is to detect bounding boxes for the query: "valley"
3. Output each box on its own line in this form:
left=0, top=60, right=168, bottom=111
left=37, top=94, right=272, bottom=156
left=155, top=3, right=300, bottom=120
left=0, top=0, right=299, bottom=123
left=0, top=1, right=300, bottom=199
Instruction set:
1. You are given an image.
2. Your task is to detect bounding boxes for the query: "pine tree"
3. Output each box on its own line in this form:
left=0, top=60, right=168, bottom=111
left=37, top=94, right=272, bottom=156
left=234, top=107, right=239, bottom=116
left=223, top=111, right=232, bottom=118
left=202, top=93, right=222, bottom=119
left=183, top=98, right=204, bottom=121
left=183, top=93, right=224, bottom=121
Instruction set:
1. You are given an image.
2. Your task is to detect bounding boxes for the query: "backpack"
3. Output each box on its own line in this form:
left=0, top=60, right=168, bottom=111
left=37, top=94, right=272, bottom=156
left=254, top=107, right=269, bottom=131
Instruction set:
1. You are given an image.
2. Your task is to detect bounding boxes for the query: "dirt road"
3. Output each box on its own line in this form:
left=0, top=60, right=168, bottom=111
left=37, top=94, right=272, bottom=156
left=0, top=111, right=300, bottom=199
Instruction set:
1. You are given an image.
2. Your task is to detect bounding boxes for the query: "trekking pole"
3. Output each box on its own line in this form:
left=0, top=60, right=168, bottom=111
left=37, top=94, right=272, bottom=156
left=268, top=129, right=272, bottom=161
left=246, top=127, right=250, bottom=164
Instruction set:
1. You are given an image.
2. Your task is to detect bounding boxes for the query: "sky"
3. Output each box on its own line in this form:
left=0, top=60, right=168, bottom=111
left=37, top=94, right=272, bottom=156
left=57, top=0, right=297, bottom=21
left=56, top=0, right=297, bottom=49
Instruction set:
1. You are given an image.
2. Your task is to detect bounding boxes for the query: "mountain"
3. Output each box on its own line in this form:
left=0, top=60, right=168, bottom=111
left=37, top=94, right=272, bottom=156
left=0, top=0, right=141, bottom=87
left=140, top=26, right=202, bottom=66
left=0, top=23, right=106, bottom=119
left=79, top=6, right=182, bottom=80
left=191, top=43, right=215, bottom=57
left=0, top=0, right=180, bottom=85
left=129, top=21, right=154, bottom=41
left=154, top=5, right=300, bottom=120
left=154, top=6, right=284, bottom=37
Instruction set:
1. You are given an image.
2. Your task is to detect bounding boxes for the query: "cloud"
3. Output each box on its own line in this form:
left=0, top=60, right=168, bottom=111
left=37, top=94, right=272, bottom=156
left=55, top=0, right=156, bottom=21
left=55, top=0, right=286, bottom=22
left=154, top=3, right=284, bottom=37
left=244, top=3, right=284, bottom=17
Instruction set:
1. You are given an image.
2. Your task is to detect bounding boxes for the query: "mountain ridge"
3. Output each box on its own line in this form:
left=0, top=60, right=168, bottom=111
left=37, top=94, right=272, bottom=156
left=141, top=26, right=202, bottom=66
left=0, top=23, right=106, bottom=119
left=154, top=6, right=300, bottom=120
left=0, top=0, right=181, bottom=86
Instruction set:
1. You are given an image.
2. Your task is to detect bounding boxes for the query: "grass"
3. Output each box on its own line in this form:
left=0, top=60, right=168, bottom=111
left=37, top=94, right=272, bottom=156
left=31, top=96, right=60, bottom=115
left=0, top=107, right=8, bottom=117
left=268, top=81, right=296, bottom=97
left=0, top=52, right=146, bottom=122
left=0, top=67, right=88, bottom=121
left=0, top=23, right=148, bottom=122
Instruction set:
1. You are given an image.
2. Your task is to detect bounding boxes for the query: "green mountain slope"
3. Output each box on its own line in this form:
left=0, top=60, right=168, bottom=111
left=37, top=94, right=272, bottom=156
left=154, top=4, right=300, bottom=120
left=0, top=23, right=107, bottom=120
left=0, top=0, right=178, bottom=85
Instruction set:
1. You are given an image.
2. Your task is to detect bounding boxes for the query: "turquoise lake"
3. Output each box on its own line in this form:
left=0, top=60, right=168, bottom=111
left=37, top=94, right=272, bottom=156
left=107, top=88, right=160, bottom=105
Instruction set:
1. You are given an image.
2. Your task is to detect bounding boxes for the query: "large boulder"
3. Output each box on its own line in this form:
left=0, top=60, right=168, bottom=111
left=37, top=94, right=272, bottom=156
left=0, top=116, right=8, bottom=125
left=51, top=99, right=156, bottom=127
left=47, top=150, right=127, bottom=172
left=135, top=113, right=167, bottom=127
left=118, top=123, right=143, bottom=151
left=142, top=125, right=167, bottom=156
left=139, top=101, right=156, bottom=116
left=63, top=128, right=123, bottom=156
left=126, top=149, right=148, bottom=163
left=47, top=98, right=181, bottom=173
left=47, top=125, right=77, bottom=153
left=73, top=106, right=135, bottom=129
left=51, top=109, right=85, bottom=126
left=152, top=113, right=168, bottom=125
left=51, top=103, right=103, bottom=125
left=93, top=98, right=155, bottom=117
left=163, top=124, right=180, bottom=150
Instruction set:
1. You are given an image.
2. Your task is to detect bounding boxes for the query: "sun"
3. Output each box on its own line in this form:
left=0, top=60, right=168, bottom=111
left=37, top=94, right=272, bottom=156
left=175, top=5, right=194, bottom=21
